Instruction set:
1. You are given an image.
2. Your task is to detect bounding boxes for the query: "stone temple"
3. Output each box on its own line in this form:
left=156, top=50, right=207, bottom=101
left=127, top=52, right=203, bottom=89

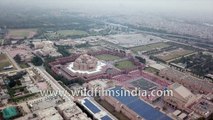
left=67, top=54, right=106, bottom=75
left=73, top=54, right=98, bottom=71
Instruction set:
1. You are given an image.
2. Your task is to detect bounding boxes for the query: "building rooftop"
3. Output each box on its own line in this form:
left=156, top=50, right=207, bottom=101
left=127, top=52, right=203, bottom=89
left=192, top=98, right=213, bottom=118
left=159, top=68, right=213, bottom=93
left=27, top=95, right=63, bottom=112
left=101, top=115, right=113, bottom=120
left=172, top=83, right=193, bottom=99
left=70, top=113, right=91, bottom=120
left=38, top=107, right=58, bottom=119
left=57, top=101, right=75, bottom=110
left=149, top=63, right=166, bottom=71
left=170, top=83, right=195, bottom=101
left=173, top=110, right=181, bottom=116
left=2, top=106, right=19, bottom=120
left=178, top=113, right=187, bottom=120
left=82, top=98, right=101, bottom=114
left=88, top=79, right=110, bottom=89
left=80, top=97, right=115, bottom=120
left=42, top=113, right=63, bottom=120
left=109, top=86, right=172, bottom=120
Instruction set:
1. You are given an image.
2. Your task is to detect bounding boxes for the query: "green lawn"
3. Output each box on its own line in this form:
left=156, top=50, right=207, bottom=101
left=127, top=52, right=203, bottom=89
left=0, top=54, right=13, bottom=72
left=155, top=48, right=194, bottom=62
left=115, top=60, right=136, bottom=70
left=7, top=29, right=37, bottom=39
left=131, top=42, right=170, bottom=53
left=96, top=54, right=121, bottom=61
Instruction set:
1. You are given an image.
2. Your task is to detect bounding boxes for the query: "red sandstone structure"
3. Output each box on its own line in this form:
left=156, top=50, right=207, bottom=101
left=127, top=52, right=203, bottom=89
left=73, top=54, right=98, bottom=71
left=49, top=50, right=144, bottom=81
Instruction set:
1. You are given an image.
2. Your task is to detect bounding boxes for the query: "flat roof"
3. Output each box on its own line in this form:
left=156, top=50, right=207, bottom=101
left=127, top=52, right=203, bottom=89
left=131, top=78, right=157, bottom=90
left=173, top=110, right=181, bottom=116
left=109, top=87, right=172, bottom=120
left=2, top=106, right=18, bottom=119
left=178, top=113, right=187, bottom=119
left=172, top=83, right=194, bottom=99
left=42, top=113, right=63, bottom=120
left=83, top=98, right=101, bottom=114
left=101, top=115, right=113, bottom=120
left=150, top=63, right=166, bottom=70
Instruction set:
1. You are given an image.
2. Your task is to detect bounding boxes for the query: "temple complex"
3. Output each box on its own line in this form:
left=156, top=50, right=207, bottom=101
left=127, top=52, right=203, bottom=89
left=73, top=54, right=98, bottom=71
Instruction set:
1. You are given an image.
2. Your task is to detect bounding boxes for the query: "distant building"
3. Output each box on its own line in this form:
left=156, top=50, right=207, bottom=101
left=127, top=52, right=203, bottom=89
left=33, top=41, right=62, bottom=57
left=159, top=68, right=213, bottom=94
left=164, top=83, right=198, bottom=112
left=33, top=41, right=54, bottom=49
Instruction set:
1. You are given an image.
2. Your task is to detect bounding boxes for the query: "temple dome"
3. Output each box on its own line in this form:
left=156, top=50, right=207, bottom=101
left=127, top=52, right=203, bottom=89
left=73, top=54, right=98, bottom=71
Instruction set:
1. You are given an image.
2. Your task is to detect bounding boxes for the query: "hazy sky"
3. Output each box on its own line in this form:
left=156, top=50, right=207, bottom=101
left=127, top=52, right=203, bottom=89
left=0, top=0, right=213, bottom=21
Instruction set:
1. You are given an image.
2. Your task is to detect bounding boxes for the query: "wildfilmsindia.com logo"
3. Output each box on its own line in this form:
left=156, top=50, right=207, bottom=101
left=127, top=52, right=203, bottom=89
left=39, top=87, right=173, bottom=97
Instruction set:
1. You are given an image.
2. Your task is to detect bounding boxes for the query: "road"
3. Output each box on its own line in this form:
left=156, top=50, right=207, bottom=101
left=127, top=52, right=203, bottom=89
left=37, top=67, right=74, bottom=102
left=3, top=50, right=21, bottom=70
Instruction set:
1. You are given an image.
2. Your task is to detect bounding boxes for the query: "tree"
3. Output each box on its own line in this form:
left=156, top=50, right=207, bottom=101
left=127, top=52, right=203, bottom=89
left=57, top=45, right=70, bottom=57
left=14, top=54, right=22, bottom=63
left=8, top=79, right=16, bottom=88
left=135, top=56, right=146, bottom=64
left=31, top=56, right=43, bottom=66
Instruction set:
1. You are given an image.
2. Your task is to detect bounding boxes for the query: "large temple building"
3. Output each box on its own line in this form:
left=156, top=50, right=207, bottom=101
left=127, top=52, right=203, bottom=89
left=49, top=50, right=142, bottom=81
left=67, top=54, right=106, bottom=75
left=73, top=54, right=98, bottom=71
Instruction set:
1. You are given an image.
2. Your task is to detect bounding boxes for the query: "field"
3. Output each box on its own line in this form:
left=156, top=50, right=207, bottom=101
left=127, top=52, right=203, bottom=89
left=155, top=48, right=194, bottom=62
left=130, top=42, right=170, bottom=53
left=0, top=53, right=13, bottom=72
left=114, top=60, right=136, bottom=70
left=44, top=30, right=88, bottom=39
left=104, top=34, right=168, bottom=48
left=6, top=29, right=37, bottom=39
left=96, top=54, right=121, bottom=61
left=131, top=78, right=157, bottom=90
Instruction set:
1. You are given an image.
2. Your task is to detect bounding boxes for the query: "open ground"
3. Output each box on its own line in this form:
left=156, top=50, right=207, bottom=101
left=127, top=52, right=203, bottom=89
left=155, top=48, right=195, bottom=62
left=114, top=60, right=136, bottom=70
left=130, top=42, right=171, bottom=53
left=5, top=29, right=37, bottom=40
left=0, top=53, right=14, bottom=72
left=95, top=54, right=121, bottom=61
